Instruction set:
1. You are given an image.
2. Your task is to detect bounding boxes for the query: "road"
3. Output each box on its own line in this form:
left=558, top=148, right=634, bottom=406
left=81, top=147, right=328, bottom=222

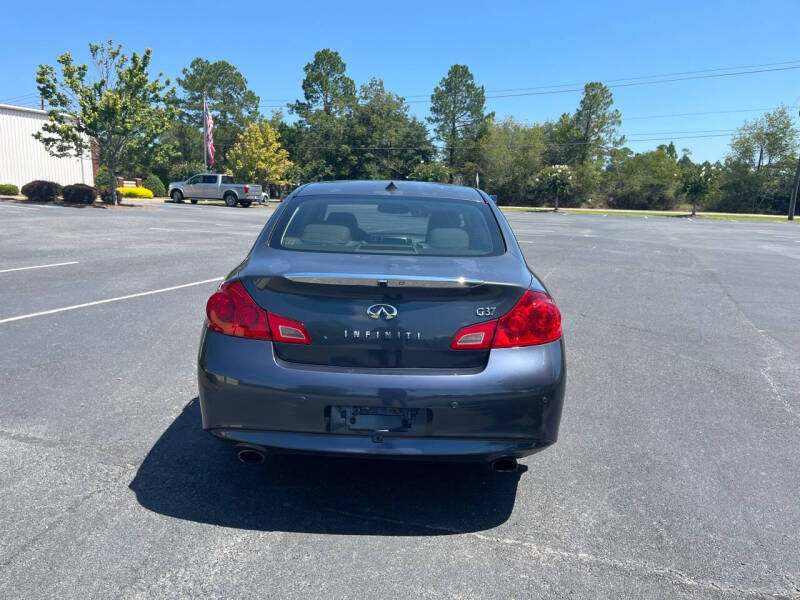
left=1, top=199, right=798, bottom=599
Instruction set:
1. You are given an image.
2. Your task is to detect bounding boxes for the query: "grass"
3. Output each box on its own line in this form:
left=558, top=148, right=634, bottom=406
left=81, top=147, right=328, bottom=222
left=499, top=206, right=797, bottom=222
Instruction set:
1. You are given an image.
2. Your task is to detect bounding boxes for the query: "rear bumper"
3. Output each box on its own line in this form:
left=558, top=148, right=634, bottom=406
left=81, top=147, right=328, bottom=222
left=198, top=329, right=566, bottom=460
left=213, top=430, right=545, bottom=462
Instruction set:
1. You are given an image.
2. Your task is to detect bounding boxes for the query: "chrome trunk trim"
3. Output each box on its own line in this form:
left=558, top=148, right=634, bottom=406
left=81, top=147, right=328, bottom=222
left=283, top=273, right=485, bottom=288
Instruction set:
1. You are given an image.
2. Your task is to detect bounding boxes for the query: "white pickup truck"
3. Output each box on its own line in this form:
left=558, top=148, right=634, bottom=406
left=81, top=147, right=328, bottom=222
left=167, top=174, right=262, bottom=207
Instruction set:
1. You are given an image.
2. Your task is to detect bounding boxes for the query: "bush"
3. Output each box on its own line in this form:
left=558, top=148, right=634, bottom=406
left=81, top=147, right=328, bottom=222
left=21, top=180, right=62, bottom=202
left=98, top=188, right=122, bottom=204
left=142, top=173, right=166, bottom=197
left=118, top=186, right=154, bottom=198
left=409, top=161, right=451, bottom=183
left=95, top=166, right=111, bottom=189
left=167, top=161, right=204, bottom=183
left=61, top=184, right=97, bottom=204
left=0, top=183, right=19, bottom=196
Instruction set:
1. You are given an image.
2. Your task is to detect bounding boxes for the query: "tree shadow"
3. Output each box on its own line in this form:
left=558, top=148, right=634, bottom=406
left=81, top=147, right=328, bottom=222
left=129, top=398, right=525, bottom=535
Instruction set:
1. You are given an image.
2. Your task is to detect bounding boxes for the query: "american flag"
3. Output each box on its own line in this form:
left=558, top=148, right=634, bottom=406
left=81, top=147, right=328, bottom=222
left=204, top=98, right=215, bottom=166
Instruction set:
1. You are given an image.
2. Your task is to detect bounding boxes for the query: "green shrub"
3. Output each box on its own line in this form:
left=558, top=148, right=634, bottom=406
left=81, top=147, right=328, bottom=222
left=98, top=188, right=121, bottom=204
left=168, top=161, right=204, bottom=183
left=95, top=166, right=111, bottom=189
left=409, top=161, right=451, bottom=183
left=142, top=173, right=166, bottom=197
left=62, top=184, right=97, bottom=204
left=0, top=183, right=19, bottom=196
left=21, top=180, right=62, bottom=202
left=118, top=186, right=154, bottom=198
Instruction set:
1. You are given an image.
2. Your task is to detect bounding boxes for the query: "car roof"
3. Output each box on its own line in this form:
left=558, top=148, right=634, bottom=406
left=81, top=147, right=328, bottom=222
left=295, top=180, right=485, bottom=201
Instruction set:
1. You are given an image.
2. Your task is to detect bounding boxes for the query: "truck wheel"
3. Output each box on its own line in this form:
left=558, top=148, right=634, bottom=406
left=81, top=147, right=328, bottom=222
left=224, top=193, right=238, bottom=207
left=171, top=190, right=183, bottom=203
left=239, top=200, right=252, bottom=208
left=190, top=199, right=198, bottom=204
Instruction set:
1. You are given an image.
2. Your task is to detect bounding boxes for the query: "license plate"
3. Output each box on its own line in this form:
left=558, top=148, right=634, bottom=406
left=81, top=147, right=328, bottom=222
left=331, top=406, right=417, bottom=432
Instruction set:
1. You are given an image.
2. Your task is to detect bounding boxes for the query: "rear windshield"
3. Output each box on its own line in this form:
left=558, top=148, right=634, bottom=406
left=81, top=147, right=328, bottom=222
left=269, top=195, right=504, bottom=256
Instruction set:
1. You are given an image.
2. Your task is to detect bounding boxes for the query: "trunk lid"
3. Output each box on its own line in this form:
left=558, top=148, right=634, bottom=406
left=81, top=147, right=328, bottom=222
left=240, top=251, right=535, bottom=368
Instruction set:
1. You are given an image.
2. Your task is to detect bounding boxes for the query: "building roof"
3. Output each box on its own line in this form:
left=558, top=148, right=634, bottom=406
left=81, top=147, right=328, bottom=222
left=0, top=103, right=47, bottom=116
left=296, top=180, right=484, bottom=201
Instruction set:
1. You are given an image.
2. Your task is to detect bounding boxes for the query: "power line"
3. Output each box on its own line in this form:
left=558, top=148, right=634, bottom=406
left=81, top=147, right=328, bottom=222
left=624, top=108, right=774, bottom=120
left=402, top=59, right=800, bottom=98
left=625, top=129, right=736, bottom=136
left=0, top=92, right=40, bottom=104
left=257, top=59, right=800, bottom=110
left=264, top=132, right=737, bottom=152
left=406, top=65, right=800, bottom=103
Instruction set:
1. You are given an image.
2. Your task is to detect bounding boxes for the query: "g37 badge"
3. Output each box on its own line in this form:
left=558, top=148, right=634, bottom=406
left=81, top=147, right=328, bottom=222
left=476, top=306, right=497, bottom=317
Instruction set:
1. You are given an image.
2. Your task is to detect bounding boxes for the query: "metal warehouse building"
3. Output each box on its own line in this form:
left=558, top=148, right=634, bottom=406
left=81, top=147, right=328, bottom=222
left=0, top=103, right=94, bottom=189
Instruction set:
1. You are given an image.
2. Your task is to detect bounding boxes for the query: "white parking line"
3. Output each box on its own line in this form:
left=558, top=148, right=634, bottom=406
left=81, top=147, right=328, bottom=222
left=148, top=227, right=255, bottom=237
left=0, top=203, right=38, bottom=210
left=0, top=261, right=79, bottom=274
left=0, top=277, right=223, bottom=325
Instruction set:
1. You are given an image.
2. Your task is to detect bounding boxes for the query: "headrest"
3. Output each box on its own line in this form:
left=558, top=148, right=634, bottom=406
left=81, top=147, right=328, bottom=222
left=326, top=212, right=359, bottom=231
left=427, top=211, right=461, bottom=231
left=427, top=227, right=469, bottom=249
left=300, top=223, right=352, bottom=245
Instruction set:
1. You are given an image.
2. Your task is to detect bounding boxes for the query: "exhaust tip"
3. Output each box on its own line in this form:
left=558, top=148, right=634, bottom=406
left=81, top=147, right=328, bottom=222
left=491, top=457, right=518, bottom=473
left=237, top=447, right=265, bottom=465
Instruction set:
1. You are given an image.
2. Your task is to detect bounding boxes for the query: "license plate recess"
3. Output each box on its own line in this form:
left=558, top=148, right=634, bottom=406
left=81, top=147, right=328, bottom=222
left=329, top=406, right=423, bottom=433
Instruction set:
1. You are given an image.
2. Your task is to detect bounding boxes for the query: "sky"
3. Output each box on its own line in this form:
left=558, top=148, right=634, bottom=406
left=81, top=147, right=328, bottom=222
left=2, top=0, right=799, bottom=162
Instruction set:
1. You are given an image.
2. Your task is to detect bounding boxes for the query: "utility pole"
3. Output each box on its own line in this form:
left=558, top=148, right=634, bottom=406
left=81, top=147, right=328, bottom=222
left=789, top=109, right=800, bottom=221
left=202, top=92, right=208, bottom=173
left=789, top=157, right=799, bottom=220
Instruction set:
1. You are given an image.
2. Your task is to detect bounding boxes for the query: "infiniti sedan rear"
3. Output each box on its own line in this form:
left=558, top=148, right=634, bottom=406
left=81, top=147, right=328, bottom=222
left=198, top=180, right=565, bottom=469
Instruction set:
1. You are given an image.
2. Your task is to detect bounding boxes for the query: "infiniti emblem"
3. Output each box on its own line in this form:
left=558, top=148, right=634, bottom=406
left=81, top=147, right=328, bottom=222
left=366, top=303, right=398, bottom=320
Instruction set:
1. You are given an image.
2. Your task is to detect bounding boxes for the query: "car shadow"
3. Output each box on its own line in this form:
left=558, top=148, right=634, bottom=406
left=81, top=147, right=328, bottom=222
left=129, top=398, right=525, bottom=535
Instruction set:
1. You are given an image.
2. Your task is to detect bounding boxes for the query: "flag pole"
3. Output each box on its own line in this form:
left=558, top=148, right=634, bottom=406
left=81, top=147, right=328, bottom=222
left=202, top=92, right=208, bottom=173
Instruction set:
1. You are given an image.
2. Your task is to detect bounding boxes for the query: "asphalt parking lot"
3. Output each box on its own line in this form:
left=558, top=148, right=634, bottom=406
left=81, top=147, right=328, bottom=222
left=1, top=199, right=798, bottom=599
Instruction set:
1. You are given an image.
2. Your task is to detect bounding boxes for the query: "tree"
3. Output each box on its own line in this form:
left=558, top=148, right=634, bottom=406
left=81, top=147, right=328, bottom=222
left=288, top=72, right=434, bottom=182
left=177, top=58, right=261, bottom=167
left=409, top=161, right=451, bottom=183
left=228, top=122, right=293, bottom=187
left=533, top=165, right=574, bottom=211
left=573, top=82, right=623, bottom=165
left=542, top=113, right=580, bottom=166
left=722, top=107, right=799, bottom=213
left=35, top=40, right=175, bottom=204
left=428, top=65, right=487, bottom=177
left=608, top=147, right=681, bottom=210
left=681, top=161, right=719, bottom=216
left=348, top=78, right=434, bottom=179
left=478, top=118, right=545, bottom=203
left=291, top=49, right=356, bottom=116
left=728, top=107, right=798, bottom=169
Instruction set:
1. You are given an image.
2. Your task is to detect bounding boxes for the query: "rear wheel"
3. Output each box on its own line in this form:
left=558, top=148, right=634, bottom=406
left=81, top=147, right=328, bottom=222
left=170, top=190, right=183, bottom=203
left=239, top=200, right=252, bottom=208
left=224, top=193, right=238, bottom=207
left=190, top=199, right=198, bottom=204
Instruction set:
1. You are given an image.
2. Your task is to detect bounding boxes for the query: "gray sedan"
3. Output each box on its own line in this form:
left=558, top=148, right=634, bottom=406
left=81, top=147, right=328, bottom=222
left=198, top=180, right=566, bottom=472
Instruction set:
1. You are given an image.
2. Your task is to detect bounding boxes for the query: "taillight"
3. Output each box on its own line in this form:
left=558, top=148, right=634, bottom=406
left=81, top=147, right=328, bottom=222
left=450, top=319, right=497, bottom=350
left=267, top=313, right=311, bottom=344
left=493, top=291, right=561, bottom=347
left=244, top=185, right=249, bottom=193
left=450, top=291, right=561, bottom=350
left=205, top=281, right=311, bottom=344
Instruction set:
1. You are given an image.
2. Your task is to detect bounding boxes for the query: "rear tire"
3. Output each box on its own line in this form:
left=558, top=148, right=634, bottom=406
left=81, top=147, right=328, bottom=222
left=224, top=193, right=238, bottom=207
left=239, top=200, right=252, bottom=208
left=190, top=199, right=198, bottom=204
left=171, top=190, right=183, bottom=203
